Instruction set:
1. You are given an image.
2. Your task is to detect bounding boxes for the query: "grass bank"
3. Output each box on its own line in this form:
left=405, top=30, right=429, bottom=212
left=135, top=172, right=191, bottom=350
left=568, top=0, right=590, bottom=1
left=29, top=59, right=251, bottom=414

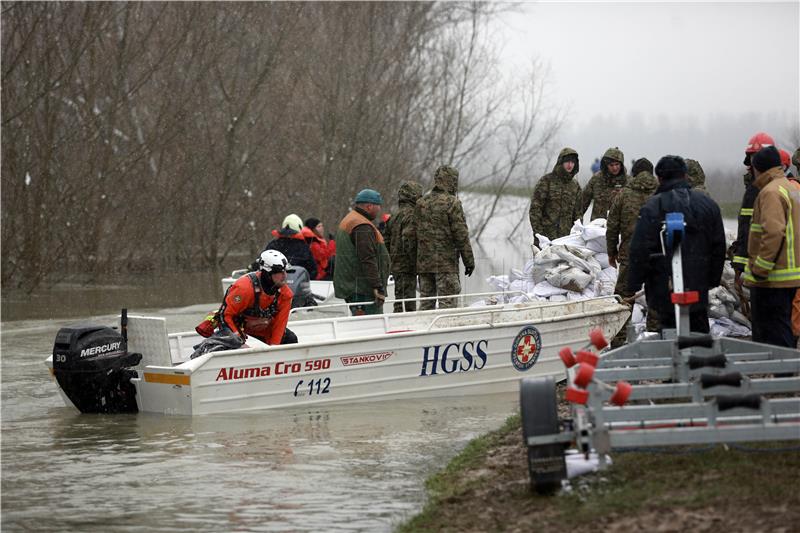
left=397, top=413, right=800, bottom=532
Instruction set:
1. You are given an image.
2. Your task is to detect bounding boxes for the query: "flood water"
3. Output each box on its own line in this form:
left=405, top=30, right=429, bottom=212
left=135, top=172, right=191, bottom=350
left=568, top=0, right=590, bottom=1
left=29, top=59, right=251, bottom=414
left=0, top=195, right=531, bottom=532
left=0, top=192, right=738, bottom=532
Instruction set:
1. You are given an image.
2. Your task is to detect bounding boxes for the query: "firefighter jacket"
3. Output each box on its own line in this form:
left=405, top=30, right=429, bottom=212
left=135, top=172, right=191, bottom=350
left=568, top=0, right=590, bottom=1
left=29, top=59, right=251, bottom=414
left=744, top=167, right=800, bottom=288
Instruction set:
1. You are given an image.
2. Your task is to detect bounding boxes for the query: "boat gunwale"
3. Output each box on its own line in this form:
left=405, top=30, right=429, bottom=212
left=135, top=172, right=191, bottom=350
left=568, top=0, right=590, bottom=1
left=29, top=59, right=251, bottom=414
left=156, top=296, right=628, bottom=373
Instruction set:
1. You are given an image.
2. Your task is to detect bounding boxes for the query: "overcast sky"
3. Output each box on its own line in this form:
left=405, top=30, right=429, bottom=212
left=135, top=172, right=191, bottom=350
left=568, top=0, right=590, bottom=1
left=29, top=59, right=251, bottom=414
left=494, top=1, right=800, bottom=170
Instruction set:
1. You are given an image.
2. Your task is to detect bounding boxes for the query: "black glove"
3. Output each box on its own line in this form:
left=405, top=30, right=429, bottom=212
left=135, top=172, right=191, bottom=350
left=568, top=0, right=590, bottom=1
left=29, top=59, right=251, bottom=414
left=465, top=266, right=474, bottom=277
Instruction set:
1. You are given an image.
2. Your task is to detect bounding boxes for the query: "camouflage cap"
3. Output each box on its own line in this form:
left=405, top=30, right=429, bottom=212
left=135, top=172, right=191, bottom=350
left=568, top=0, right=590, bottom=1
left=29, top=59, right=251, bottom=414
left=434, top=165, right=459, bottom=180
left=433, top=165, right=459, bottom=195
left=398, top=180, right=423, bottom=204
left=685, top=159, right=706, bottom=187
left=602, top=147, right=625, bottom=164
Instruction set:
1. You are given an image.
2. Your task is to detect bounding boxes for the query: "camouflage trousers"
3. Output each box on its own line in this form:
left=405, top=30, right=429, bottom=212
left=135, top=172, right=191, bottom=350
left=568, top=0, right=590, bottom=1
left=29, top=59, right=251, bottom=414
left=611, top=261, right=636, bottom=348
left=418, top=272, right=461, bottom=310
left=392, top=273, right=418, bottom=313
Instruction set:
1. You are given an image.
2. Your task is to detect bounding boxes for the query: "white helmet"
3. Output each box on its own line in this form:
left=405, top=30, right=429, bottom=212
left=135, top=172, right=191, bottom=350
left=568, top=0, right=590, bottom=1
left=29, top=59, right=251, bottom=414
left=259, top=250, right=288, bottom=274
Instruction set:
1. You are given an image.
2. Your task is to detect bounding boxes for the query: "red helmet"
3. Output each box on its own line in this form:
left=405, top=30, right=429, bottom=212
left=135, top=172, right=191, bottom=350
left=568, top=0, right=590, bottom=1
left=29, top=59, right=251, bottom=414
left=745, top=132, right=775, bottom=154
left=780, top=149, right=792, bottom=169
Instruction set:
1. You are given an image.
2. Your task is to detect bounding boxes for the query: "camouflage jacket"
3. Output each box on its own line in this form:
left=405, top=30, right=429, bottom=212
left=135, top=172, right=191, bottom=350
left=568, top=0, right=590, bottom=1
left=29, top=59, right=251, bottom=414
left=686, top=159, right=709, bottom=194
left=384, top=181, right=423, bottom=274
left=529, top=147, right=582, bottom=245
left=606, top=171, right=658, bottom=262
left=581, top=147, right=629, bottom=220
left=411, top=168, right=475, bottom=274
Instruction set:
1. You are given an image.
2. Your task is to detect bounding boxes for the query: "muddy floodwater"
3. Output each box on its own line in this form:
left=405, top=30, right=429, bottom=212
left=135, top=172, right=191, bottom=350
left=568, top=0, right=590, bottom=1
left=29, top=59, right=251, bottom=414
left=0, top=193, right=737, bottom=531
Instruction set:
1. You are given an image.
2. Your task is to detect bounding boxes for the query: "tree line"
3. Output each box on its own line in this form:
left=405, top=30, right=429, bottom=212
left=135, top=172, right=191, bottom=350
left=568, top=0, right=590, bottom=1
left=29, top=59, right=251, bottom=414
left=2, top=2, right=560, bottom=292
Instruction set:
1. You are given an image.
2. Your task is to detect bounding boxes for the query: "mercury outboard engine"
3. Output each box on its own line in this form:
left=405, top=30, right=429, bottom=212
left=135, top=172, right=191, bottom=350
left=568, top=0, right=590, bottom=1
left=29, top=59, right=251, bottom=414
left=52, top=324, right=142, bottom=414
left=286, top=265, right=316, bottom=308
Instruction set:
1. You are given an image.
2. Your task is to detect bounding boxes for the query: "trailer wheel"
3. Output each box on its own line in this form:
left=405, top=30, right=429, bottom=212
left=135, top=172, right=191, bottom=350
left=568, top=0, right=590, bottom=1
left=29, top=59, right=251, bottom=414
left=520, top=376, right=567, bottom=494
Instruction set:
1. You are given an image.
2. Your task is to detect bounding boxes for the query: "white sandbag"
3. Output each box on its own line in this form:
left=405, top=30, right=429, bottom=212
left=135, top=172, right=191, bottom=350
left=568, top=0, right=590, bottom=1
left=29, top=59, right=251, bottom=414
left=710, top=316, right=751, bottom=337
left=551, top=233, right=586, bottom=248
left=547, top=265, right=593, bottom=292
left=730, top=310, right=751, bottom=327
left=598, top=266, right=618, bottom=282
left=531, top=248, right=562, bottom=284
left=632, top=303, right=645, bottom=324
left=548, top=294, right=567, bottom=302
left=509, top=279, right=526, bottom=293
left=569, top=219, right=585, bottom=236
left=584, top=237, right=607, bottom=254
left=486, top=275, right=510, bottom=291
left=509, top=268, right=525, bottom=282
left=533, top=281, right=568, bottom=297
left=536, top=233, right=551, bottom=249
left=522, top=258, right=536, bottom=280
left=708, top=304, right=729, bottom=319
left=595, top=253, right=611, bottom=269
left=586, top=218, right=607, bottom=228
left=552, top=246, right=597, bottom=275
left=566, top=290, right=585, bottom=301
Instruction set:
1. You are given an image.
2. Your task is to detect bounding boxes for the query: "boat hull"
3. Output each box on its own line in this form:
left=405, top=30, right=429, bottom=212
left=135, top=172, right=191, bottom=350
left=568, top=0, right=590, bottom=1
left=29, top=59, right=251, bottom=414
left=131, top=298, right=628, bottom=415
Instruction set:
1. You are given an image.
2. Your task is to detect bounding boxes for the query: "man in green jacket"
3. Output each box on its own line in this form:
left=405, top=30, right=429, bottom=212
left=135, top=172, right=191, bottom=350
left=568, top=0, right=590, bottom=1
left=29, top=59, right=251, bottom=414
left=385, top=180, right=423, bottom=312
left=333, top=188, right=391, bottom=316
left=411, top=165, right=475, bottom=310
left=581, top=146, right=629, bottom=220
left=529, top=147, right=583, bottom=247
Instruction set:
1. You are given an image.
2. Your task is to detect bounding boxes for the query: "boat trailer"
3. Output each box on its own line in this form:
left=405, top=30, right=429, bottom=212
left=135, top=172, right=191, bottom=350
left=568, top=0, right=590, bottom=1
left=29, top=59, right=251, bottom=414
left=519, top=212, right=800, bottom=494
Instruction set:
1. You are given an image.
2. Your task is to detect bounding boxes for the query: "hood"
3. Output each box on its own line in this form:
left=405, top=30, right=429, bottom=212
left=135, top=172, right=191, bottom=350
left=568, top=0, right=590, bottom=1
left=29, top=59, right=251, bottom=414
left=552, top=147, right=579, bottom=178
left=398, top=180, right=423, bottom=205
left=432, top=165, right=459, bottom=195
left=754, top=166, right=785, bottom=190
left=601, top=147, right=626, bottom=177
left=685, top=159, right=706, bottom=188
left=628, top=171, right=658, bottom=193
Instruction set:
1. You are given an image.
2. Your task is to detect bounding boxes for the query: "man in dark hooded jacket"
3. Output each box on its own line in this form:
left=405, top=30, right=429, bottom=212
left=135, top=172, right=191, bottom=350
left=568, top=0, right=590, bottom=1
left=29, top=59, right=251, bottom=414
left=411, top=165, right=475, bottom=310
left=627, top=155, right=726, bottom=334
left=529, top=148, right=583, bottom=247
left=385, top=180, right=423, bottom=312
left=581, top=147, right=629, bottom=220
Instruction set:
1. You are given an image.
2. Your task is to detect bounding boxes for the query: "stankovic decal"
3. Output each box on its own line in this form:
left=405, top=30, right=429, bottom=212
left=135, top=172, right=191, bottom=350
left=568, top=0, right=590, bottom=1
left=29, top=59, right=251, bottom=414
left=419, top=339, right=488, bottom=376
left=340, top=351, right=393, bottom=366
left=511, top=326, right=541, bottom=371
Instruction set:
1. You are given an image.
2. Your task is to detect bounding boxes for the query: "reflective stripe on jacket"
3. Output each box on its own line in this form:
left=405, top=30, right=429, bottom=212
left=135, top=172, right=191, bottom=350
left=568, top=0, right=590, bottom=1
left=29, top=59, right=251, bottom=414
left=744, top=167, right=800, bottom=287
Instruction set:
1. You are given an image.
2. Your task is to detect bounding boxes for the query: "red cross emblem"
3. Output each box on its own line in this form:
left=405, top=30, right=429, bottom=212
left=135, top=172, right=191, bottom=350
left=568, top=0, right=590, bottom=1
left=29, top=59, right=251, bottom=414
left=516, top=335, right=536, bottom=363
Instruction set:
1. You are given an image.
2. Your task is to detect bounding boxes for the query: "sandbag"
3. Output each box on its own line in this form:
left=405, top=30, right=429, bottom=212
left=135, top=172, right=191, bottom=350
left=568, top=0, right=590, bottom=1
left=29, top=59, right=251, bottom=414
left=533, top=281, right=568, bottom=297
left=595, top=253, right=611, bottom=269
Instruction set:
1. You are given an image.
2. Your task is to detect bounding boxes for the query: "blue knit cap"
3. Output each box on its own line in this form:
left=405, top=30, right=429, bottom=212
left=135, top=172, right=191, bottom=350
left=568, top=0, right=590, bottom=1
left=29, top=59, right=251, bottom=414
left=354, top=188, right=383, bottom=205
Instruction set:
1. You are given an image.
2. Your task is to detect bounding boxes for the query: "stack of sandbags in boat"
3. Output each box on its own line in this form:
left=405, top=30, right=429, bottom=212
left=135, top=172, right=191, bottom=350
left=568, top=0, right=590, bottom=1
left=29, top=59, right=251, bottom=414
left=481, top=219, right=617, bottom=306
left=529, top=219, right=615, bottom=303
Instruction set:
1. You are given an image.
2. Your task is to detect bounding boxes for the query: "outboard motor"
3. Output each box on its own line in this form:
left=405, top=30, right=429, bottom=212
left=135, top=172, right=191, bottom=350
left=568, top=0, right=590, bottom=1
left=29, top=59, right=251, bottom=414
left=52, top=324, right=142, bottom=414
left=286, top=265, right=316, bottom=308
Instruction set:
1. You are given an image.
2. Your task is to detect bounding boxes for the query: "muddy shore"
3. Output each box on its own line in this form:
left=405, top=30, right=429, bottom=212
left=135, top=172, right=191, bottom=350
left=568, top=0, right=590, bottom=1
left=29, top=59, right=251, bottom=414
left=397, top=388, right=800, bottom=533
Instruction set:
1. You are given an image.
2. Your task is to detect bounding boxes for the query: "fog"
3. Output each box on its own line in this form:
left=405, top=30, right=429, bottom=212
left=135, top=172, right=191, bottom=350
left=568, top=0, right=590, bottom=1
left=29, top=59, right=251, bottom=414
left=495, top=1, right=800, bottom=172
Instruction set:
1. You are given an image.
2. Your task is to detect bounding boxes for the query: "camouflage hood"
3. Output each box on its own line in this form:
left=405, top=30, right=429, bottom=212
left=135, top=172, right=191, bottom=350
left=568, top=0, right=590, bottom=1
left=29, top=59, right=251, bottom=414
left=432, top=165, right=459, bottom=195
left=552, top=147, right=580, bottom=178
left=686, top=159, right=706, bottom=188
left=398, top=180, right=423, bottom=206
left=628, top=170, right=658, bottom=193
left=601, top=147, right=626, bottom=178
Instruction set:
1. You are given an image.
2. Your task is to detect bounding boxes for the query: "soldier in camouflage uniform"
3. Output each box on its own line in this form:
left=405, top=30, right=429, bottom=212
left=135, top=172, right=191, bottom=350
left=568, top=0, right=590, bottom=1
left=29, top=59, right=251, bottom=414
left=581, top=147, right=629, bottom=221
left=384, top=180, right=423, bottom=312
left=793, top=148, right=800, bottom=176
left=410, top=165, right=475, bottom=310
left=529, top=148, right=583, bottom=247
left=686, top=159, right=709, bottom=194
left=606, top=158, right=658, bottom=344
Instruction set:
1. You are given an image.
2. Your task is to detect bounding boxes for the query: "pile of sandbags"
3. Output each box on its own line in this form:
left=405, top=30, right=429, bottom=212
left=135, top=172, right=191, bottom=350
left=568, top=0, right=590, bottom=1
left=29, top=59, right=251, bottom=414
left=485, top=219, right=615, bottom=304
left=481, top=220, right=753, bottom=338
